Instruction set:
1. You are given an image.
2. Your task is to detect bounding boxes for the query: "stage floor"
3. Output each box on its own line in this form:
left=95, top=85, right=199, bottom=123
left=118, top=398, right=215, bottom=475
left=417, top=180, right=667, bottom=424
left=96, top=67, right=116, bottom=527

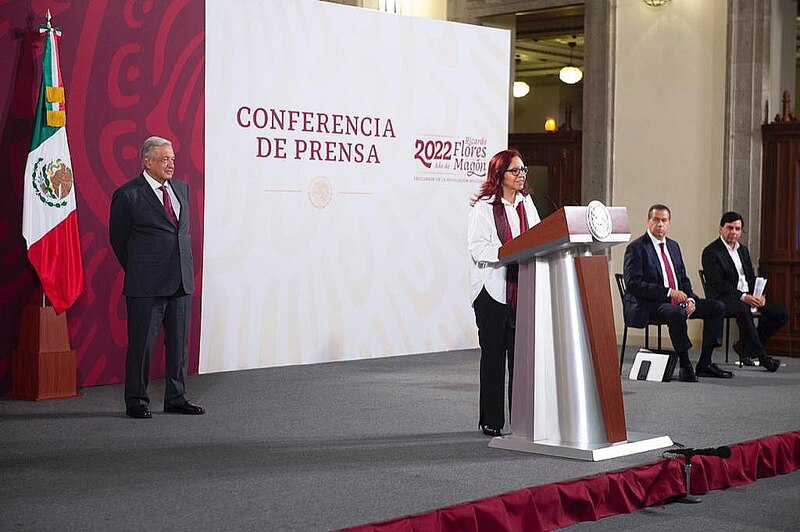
left=1, top=348, right=798, bottom=530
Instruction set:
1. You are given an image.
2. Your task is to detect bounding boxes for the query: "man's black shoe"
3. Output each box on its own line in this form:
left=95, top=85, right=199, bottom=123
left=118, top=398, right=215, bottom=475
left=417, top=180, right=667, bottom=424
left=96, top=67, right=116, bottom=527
left=126, top=405, right=152, bottom=419
left=695, top=363, right=734, bottom=378
left=761, top=356, right=780, bottom=373
left=164, top=400, right=205, bottom=415
left=678, top=367, right=699, bottom=382
left=739, top=356, right=757, bottom=367
left=481, top=425, right=502, bottom=437
left=733, top=341, right=758, bottom=366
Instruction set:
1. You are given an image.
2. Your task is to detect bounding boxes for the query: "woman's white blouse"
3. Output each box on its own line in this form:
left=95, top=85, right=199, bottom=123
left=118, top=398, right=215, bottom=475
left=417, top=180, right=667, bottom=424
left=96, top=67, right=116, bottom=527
left=468, top=194, right=541, bottom=305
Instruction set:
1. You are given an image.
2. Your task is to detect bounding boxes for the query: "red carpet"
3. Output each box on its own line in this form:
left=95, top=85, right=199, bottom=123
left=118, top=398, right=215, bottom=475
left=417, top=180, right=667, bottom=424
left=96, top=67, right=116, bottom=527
left=343, top=430, right=800, bottom=531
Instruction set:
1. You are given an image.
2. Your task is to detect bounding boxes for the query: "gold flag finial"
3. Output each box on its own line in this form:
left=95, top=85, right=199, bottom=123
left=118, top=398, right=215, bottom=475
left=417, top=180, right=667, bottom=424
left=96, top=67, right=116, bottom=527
left=46, top=9, right=52, bottom=29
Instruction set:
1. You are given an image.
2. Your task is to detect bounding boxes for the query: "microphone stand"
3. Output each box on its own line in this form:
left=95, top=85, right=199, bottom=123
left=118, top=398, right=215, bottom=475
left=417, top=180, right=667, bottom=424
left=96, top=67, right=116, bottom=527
left=542, top=195, right=559, bottom=215
left=667, top=446, right=731, bottom=504
left=675, top=456, right=703, bottom=504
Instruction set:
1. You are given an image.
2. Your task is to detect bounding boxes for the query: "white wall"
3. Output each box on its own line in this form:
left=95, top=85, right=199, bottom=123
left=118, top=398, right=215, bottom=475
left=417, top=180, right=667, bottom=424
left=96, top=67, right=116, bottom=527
left=611, top=0, right=728, bottom=347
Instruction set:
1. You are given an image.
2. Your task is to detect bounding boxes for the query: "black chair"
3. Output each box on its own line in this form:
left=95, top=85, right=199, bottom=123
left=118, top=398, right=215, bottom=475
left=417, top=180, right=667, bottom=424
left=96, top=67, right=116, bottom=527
left=614, top=273, right=667, bottom=373
left=698, top=269, right=759, bottom=365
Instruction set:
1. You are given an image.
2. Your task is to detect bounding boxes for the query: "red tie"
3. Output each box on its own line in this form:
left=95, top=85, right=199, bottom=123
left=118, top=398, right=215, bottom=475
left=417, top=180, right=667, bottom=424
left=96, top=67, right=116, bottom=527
left=659, top=242, right=678, bottom=304
left=159, top=185, right=178, bottom=226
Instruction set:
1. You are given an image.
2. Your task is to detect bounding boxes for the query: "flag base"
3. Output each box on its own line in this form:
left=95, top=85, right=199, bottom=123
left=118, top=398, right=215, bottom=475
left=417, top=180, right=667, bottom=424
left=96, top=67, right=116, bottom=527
left=8, top=305, right=83, bottom=401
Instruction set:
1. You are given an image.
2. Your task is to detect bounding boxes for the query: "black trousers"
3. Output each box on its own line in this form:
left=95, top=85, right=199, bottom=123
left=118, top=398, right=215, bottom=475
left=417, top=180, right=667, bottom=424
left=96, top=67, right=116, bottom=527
left=124, top=291, right=191, bottom=408
left=473, top=287, right=515, bottom=430
left=719, top=298, right=788, bottom=358
left=649, top=298, right=724, bottom=367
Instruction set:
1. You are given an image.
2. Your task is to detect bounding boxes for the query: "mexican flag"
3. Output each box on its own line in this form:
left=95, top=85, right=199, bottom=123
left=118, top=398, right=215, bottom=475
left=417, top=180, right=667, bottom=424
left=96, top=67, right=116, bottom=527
left=21, top=19, right=84, bottom=314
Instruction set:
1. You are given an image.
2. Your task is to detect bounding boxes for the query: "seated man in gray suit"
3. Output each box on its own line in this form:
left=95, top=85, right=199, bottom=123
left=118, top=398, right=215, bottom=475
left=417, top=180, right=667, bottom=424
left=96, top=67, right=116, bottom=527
left=623, top=204, right=727, bottom=382
left=701, top=211, right=786, bottom=372
left=110, top=136, right=205, bottom=418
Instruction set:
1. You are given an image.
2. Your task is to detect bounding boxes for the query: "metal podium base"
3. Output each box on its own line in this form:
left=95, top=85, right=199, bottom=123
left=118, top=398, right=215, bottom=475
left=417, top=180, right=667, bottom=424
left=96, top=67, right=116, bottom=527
left=488, top=431, right=673, bottom=461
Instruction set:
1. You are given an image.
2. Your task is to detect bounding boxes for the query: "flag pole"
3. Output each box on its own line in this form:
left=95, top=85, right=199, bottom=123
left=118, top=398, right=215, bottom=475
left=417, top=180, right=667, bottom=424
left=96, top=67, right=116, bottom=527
left=41, top=7, right=51, bottom=312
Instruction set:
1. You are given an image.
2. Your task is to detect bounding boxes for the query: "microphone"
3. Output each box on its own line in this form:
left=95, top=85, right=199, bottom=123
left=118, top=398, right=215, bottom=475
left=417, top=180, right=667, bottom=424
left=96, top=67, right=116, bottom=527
left=562, top=196, right=580, bottom=206
left=666, top=446, right=732, bottom=459
left=543, top=194, right=559, bottom=212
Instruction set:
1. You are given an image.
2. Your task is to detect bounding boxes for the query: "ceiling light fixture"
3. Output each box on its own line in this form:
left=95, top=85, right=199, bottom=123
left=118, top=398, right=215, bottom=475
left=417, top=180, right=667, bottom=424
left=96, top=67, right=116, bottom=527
left=642, top=0, right=670, bottom=6
left=513, top=81, right=530, bottom=98
left=558, top=42, right=582, bottom=85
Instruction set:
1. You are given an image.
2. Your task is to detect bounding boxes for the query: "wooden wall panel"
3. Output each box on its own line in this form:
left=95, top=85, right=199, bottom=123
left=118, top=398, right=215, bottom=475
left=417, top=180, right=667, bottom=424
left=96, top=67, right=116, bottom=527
left=760, top=124, right=800, bottom=356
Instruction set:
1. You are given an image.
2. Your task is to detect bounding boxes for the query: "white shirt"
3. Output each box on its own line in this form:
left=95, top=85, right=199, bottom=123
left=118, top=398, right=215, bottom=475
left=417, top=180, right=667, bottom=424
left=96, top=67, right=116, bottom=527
left=468, top=194, right=541, bottom=304
left=721, top=236, right=750, bottom=295
left=143, top=170, right=181, bottom=221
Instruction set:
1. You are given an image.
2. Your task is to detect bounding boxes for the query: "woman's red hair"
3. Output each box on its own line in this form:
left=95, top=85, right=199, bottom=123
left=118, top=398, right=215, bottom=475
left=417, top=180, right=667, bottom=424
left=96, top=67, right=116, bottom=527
left=470, top=149, right=527, bottom=206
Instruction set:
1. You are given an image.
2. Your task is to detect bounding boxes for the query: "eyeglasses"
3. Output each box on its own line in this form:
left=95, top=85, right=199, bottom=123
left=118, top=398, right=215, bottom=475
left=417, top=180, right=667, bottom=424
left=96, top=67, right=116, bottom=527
left=505, top=166, right=528, bottom=176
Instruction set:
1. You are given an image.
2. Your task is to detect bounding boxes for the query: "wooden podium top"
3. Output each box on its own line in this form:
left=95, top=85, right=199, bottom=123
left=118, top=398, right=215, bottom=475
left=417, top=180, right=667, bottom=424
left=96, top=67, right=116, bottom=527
left=499, top=206, right=630, bottom=264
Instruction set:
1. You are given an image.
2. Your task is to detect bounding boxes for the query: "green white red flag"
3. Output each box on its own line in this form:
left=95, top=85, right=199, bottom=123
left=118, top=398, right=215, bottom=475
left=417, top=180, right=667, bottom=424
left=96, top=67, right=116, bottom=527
left=22, top=16, right=84, bottom=314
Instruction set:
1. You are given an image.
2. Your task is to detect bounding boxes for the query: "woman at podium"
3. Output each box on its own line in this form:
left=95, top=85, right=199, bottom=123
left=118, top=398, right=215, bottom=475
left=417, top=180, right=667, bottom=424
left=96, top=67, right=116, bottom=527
left=468, top=149, right=541, bottom=437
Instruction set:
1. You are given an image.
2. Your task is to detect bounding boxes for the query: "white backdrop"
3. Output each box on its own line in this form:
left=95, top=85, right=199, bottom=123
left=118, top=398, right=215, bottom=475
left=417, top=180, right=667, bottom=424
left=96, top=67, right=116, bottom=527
left=201, top=0, right=510, bottom=372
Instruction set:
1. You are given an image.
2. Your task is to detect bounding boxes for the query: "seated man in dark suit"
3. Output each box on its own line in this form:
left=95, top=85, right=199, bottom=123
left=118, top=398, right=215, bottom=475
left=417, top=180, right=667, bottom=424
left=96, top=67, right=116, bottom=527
left=701, top=211, right=786, bottom=372
left=623, top=204, right=727, bottom=382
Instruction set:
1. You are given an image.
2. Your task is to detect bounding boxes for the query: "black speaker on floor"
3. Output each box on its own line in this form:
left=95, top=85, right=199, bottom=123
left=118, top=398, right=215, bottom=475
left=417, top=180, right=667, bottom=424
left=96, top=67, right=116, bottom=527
left=628, top=349, right=677, bottom=382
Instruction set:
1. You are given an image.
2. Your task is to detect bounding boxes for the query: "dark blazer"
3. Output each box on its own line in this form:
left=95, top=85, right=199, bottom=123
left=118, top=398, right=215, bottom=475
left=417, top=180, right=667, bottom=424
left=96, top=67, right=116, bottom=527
left=623, top=232, right=699, bottom=328
left=701, top=237, right=756, bottom=302
left=109, top=174, right=194, bottom=297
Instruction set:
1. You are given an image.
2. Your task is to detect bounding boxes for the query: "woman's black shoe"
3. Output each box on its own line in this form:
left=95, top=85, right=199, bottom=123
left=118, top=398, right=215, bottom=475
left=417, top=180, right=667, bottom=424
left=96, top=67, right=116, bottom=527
left=481, top=425, right=502, bottom=437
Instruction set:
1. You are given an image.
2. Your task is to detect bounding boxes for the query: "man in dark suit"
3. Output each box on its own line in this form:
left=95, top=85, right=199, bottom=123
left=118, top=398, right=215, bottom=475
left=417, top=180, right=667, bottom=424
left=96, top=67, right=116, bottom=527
left=623, top=204, right=726, bottom=382
left=701, top=211, right=786, bottom=372
left=110, top=136, right=205, bottom=418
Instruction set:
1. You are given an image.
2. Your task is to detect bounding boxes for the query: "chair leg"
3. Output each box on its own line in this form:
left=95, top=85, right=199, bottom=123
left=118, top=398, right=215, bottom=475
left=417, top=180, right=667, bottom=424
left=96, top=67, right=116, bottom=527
left=644, top=325, right=650, bottom=350
left=657, top=325, right=662, bottom=351
left=725, top=318, right=731, bottom=364
left=620, top=326, right=629, bottom=374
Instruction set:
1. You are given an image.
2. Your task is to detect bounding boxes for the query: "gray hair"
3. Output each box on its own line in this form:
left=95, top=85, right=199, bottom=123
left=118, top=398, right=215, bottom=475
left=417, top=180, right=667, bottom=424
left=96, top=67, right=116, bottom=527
left=140, top=136, right=173, bottom=161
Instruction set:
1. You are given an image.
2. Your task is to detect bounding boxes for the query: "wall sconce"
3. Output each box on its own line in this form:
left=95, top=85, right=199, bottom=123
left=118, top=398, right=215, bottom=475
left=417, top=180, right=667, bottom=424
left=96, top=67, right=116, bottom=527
left=558, top=42, right=582, bottom=85
left=513, top=81, right=530, bottom=98
left=642, top=0, right=670, bottom=6
left=544, top=117, right=557, bottom=132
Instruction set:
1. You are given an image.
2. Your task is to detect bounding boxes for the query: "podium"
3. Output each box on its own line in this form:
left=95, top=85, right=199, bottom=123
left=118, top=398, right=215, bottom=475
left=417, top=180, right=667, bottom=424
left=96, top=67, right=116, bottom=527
left=488, top=203, right=672, bottom=461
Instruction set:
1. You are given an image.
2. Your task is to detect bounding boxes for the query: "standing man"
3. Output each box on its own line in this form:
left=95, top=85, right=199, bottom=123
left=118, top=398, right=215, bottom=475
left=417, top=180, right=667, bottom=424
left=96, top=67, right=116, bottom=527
left=701, top=211, right=786, bottom=372
left=623, top=204, right=727, bottom=382
left=110, top=136, right=204, bottom=418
